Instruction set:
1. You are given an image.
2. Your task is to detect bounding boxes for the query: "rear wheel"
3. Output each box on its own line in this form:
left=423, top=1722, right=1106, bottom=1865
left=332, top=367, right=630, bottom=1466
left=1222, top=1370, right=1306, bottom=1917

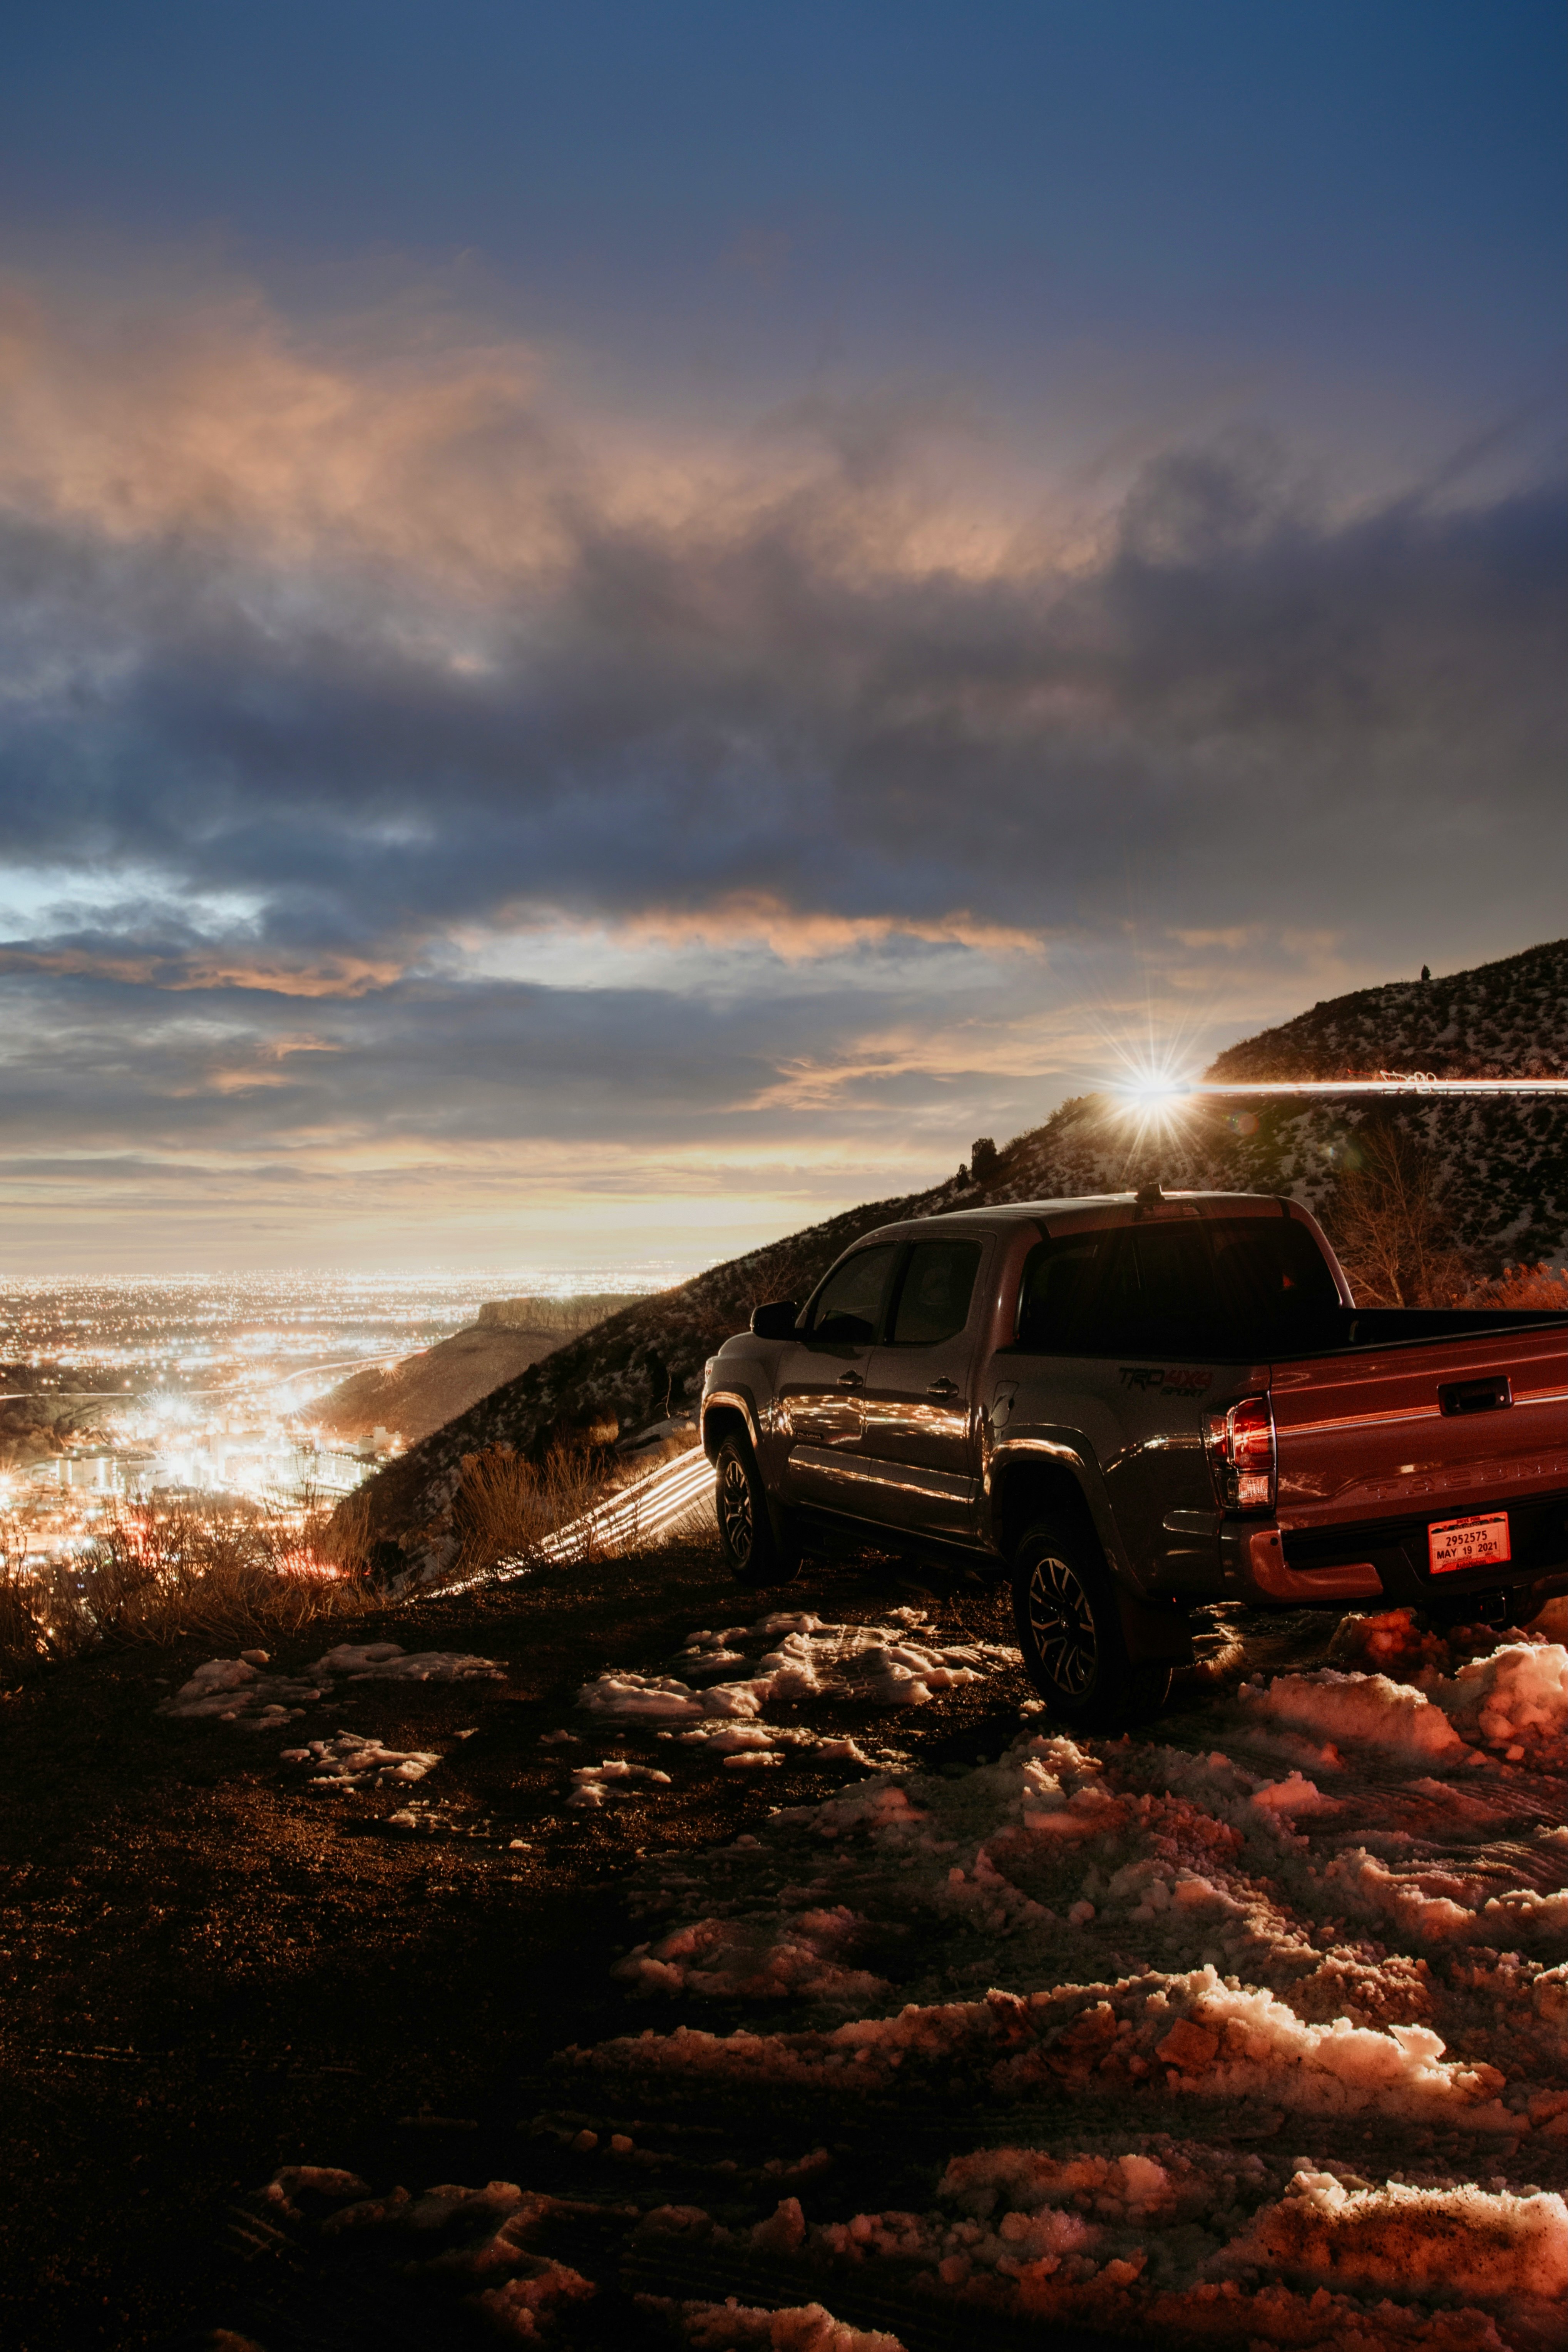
left=714, top=1435, right=799, bottom=1587
left=1011, top=1518, right=1171, bottom=1730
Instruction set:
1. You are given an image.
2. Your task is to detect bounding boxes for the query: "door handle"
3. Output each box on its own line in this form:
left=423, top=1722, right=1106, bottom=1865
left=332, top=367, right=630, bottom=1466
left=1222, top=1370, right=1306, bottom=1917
left=927, top=1377, right=961, bottom=1399
left=1438, top=1375, right=1511, bottom=1416
left=837, top=1369, right=863, bottom=1388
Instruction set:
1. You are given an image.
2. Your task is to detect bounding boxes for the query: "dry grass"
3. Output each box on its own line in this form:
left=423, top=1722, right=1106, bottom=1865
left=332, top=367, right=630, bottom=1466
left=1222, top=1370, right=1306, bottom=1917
left=1468, top=1261, right=1568, bottom=1311
left=0, top=1492, right=380, bottom=1678
left=441, top=1441, right=608, bottom=1582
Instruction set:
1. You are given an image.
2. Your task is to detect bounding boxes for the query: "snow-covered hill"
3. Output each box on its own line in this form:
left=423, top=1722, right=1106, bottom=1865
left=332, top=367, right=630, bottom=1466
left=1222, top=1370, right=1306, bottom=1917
left=1208, top=938, right=1568, bottom=1082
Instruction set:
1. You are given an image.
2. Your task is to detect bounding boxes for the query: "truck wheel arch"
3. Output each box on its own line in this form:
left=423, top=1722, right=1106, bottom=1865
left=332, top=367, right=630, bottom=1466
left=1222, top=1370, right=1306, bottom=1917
left=996, top=1457, right=1193, bottom=1677
left=702, top=1397, right=756, bottom=1461
left=989, top=1446, right=1131, bottom=1588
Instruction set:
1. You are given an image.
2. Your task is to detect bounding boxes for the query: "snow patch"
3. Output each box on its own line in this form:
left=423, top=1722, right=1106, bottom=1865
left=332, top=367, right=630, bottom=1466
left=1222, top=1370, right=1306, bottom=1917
left=661, top=2300, right=904, bottom=2352
left=1436, top=1642, right=1568, bottom=1748
left=1225, top=2171, right=1568, bottom=2303
left=567, top=1758, right=674, bottom=1811
left=158, top=1643, right=502, bottom=1725
left=613, top=1907, right=887, bottom=2004
left=578, top=1609, right=999, bottom=1729
left=278, top=1733, right=442, bottom=1788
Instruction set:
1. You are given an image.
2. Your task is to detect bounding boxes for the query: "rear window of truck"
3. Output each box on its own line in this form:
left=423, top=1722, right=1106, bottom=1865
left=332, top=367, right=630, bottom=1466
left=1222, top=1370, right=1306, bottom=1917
left=1016, top=1217, right=1339, bottom=1355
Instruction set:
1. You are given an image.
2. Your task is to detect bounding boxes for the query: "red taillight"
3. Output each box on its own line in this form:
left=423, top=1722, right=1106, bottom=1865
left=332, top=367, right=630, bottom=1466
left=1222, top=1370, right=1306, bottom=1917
left=1206, top=1393, right=1277, bottom=1514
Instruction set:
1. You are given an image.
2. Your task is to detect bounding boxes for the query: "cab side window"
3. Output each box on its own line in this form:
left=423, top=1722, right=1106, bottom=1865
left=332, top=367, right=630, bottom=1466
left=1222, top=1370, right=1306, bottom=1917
left=1016, top=1234, right=1113, bottom=1352
left=887, top=1240, right=982, bottom=1345
left=1096, top=1221, right=1218, bottom=1352
left=807, top=1245, right=898, bottom=1344
left=1111, top=1221, right=1213, bottom=1324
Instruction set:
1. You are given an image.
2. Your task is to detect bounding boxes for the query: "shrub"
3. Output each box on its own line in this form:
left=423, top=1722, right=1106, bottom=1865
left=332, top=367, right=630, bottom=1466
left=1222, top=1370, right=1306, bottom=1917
left=1468, top=1261, right=1568, bottom=1311
left=970, top=1137, right=1001, bottom=1185
left=0, top=1493, right=379, bottom=1676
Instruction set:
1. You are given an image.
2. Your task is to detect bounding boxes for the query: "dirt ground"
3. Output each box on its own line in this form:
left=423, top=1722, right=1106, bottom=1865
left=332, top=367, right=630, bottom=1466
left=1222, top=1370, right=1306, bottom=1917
left=4, top=1533, right=1561, bottom=2352
left=0, top=1532, right=1052, bottom=2350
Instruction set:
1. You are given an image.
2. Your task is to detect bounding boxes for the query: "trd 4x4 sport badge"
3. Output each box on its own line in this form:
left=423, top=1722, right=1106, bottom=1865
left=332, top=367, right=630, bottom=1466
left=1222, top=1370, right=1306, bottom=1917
left=1120, top=1366, right=1212, bottom=1396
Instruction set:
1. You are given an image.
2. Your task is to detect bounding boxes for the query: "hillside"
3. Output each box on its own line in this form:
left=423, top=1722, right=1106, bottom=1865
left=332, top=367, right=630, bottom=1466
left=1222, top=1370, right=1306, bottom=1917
left=1207, top=938, right=1568, bottom=1081
left=353, top=937, right=1566, bottom=1570
left=315, top=1294, right=648, bottom=1445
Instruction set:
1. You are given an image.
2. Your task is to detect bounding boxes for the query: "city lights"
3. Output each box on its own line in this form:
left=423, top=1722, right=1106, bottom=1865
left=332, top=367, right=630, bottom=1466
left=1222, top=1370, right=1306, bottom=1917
left=0, top=1266, right=668, bottom=1559
left=0, top=1273, right=487, bottom=1558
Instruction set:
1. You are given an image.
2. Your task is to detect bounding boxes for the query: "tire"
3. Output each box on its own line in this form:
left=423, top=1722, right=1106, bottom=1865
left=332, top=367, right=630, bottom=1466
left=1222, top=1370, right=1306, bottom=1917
left=714, top=1435, right=799, bottom=1588
left=1011, top=1518, right=1171, bottom=1731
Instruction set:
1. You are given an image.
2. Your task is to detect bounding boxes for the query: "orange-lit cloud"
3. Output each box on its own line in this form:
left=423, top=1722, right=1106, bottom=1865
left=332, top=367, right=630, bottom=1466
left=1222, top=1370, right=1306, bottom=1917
left=0, top=946, right=405, bottom=997
left=0, top=266, right=1063, bottom=597
left=621, top=895, right=1045, bottom=961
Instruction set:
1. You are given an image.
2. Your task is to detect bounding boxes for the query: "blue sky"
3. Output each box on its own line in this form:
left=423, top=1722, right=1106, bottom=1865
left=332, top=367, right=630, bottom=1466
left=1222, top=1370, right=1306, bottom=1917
left=1, top=2, right=1563, bottom=1270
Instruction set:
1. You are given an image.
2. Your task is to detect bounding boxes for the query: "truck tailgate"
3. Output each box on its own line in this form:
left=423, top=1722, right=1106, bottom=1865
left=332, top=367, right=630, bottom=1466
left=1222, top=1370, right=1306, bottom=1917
left=1268, top=1324, right=1568, bottom=1550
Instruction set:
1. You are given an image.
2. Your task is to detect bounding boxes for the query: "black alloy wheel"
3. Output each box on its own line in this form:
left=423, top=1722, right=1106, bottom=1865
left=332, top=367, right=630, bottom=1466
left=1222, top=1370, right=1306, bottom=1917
left=714, top=1434, right=798, bottom=1587
left=1011, top=1517, right=1171, bottom=1730
left=1023, top=1548, right=1099, bottom=1698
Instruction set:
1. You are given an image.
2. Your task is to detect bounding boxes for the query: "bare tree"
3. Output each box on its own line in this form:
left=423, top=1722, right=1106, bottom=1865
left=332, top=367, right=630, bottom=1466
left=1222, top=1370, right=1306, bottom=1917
left=1326, top=1119, right=1474, bottom=1307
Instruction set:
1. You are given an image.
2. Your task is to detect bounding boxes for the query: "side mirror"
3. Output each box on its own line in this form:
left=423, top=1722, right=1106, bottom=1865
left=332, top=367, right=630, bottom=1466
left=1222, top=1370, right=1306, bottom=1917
left=750, top=1299, right=800, bottom=1339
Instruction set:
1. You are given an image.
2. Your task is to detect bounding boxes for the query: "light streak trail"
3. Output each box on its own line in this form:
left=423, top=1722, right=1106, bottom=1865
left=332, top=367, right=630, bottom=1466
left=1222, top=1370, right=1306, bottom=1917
left=438, top=1444, right=716, bottom=1597
left=1121, top=1074, right=1568, bottom=1103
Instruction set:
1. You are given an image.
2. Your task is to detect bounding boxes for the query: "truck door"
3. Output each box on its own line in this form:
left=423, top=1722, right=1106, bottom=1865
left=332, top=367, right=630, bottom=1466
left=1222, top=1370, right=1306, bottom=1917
left=775, top=1243, right=900, bottom=1512
left=860, top=1236, right=987, bottom=1537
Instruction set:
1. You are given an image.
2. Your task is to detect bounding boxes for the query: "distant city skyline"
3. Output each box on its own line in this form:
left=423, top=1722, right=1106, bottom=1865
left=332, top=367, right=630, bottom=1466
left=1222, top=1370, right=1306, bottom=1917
left=2, top=2, right=1564, bottom=1270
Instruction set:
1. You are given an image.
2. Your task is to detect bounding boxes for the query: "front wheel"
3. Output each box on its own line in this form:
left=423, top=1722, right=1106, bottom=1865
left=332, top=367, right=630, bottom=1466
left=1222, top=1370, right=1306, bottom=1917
left=714, top=1435, right=799, bottom=1588
left=1011, top=1519, right=1170, bottom=1731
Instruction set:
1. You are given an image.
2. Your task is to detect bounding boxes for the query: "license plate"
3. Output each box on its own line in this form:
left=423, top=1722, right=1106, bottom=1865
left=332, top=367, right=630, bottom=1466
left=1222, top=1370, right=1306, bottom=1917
left=1427, top=1512, right=1511, bottom=1574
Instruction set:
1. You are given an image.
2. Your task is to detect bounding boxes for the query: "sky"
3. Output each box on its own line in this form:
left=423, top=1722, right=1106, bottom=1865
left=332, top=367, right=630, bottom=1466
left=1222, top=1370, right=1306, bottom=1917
left=2, top=0, right=1564, bottom=1274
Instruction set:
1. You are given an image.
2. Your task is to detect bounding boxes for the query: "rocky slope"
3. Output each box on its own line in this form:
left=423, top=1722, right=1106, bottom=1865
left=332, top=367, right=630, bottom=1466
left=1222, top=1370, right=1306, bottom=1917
left=0, top=1377, right=120, bottom=1471
left=352, top=937, right=1566, bottom=1563
left=316, top=1294, right=647, bottom=1445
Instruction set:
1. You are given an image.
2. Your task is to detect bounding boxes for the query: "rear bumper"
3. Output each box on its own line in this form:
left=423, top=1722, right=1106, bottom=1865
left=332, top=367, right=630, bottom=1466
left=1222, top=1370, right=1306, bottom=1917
left=1229, top=1525, right=1382, bottom=1603
left=1223, top=1493, right=1568, bottom=1618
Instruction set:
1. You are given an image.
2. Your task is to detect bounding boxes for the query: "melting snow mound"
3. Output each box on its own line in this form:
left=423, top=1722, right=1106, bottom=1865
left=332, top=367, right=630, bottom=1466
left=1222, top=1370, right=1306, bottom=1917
left=1236, top=1666, right=1476, bottom=1767
left=1437, top=1643, right=1568, bottom=1748
left=253, top=1615, right=1566, bottom=2352
left=662, top=2302, right=905, bottom=2351
left=1225, top=2172, right=1568, bottom=2304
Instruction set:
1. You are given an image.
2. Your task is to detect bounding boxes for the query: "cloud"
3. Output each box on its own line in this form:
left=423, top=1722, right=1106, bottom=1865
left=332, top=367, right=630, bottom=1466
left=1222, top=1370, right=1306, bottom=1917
left=616, top=895, right=1046, bottom=962
left=0, top=942, right=404, bottom=995
left=0, top=261, right=1562, bottom=1260
left=3, top=271, right=1562, bottom=949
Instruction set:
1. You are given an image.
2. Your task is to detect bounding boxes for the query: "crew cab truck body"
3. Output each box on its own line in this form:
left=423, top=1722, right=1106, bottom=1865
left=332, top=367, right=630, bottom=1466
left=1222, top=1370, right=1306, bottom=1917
left=699, top=1191, right=1568, bottom=1726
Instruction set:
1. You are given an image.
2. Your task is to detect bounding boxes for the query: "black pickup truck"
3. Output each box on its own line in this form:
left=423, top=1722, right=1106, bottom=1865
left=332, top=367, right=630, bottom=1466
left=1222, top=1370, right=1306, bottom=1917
left=698, top=1189, right=1568, bottom=1727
